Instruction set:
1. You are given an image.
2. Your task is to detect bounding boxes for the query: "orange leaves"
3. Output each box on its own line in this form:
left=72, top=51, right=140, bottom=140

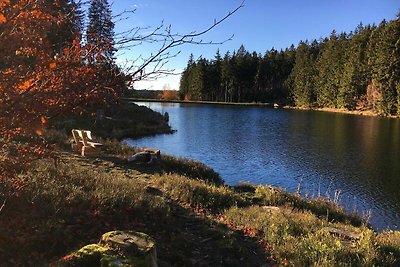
left=1, top=69, right=14, bottom=75
left=15, top=47, right=37, bottom=57
left=0, top=0, right=61, bottom=180
left=34, top=117, right=47, bottom=136
left=161, top=90, right=179, bottom=100
left=0, top=0, right=7, bottom=23
left=41, top=116, right=47, bottom=125
left=0, top=13, right=6, bottom=23
left=17, top=79, right=34, bottom=92
left=35, top=129, right=43, bottom=136
left=19, top=80, right=31, bottom=90
left=17, top=9, right=52, bottom=21
left=29, top=10, right=42, bottom=18
left=0, top=0, right=10, bottom=7
left=0, top=0, right=10, bottom=15
left=49, top=62, right=57, bottom=69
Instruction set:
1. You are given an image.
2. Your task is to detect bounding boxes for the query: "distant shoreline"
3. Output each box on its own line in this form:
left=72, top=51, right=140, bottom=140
left=284, top=106, right=400, bottom=119
left=123, top=98, right=400, bottom=119
left=122, top=97, right=274, bottom=107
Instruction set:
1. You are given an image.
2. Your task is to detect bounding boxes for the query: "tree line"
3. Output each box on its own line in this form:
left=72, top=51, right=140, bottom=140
left=179, top=16, right=400, bottom=115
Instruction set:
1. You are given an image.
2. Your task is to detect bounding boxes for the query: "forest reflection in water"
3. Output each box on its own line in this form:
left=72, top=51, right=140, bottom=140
left=126, top=102, right=400, bottom=231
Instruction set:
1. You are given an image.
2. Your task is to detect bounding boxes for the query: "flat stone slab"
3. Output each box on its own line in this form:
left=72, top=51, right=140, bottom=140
left=100, top=230, right=156, bottom=256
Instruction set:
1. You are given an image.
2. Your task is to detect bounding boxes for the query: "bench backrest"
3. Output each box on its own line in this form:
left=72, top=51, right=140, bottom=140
left=71, top=129, right=81, bottom=144
left=77, top=130, right=92, bottom=146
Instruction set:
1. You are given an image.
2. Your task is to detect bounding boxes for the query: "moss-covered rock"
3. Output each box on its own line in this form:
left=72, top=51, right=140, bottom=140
left=61, top=244, right=113, bottom=267
left=60, top=231, right=157, bottom=267
left=100, top=230, right=156, bottom=257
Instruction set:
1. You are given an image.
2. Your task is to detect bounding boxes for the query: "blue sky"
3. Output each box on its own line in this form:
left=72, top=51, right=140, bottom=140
left=111, top=0, right=399, bottom=90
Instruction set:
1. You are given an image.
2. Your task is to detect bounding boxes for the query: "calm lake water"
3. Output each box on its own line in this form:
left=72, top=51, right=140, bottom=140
left=125, top=102, right=400, bottom=231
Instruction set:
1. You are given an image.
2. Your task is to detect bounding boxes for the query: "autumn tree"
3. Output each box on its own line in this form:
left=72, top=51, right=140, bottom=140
left=0, top=0, right=124, bottom=180
left=161, top=90, right=179, bottom=100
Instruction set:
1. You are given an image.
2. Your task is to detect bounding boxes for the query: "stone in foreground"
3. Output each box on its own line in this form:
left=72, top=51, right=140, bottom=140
left=100, top=231, right=157, bottom=267
left=60, top=231, right=157, bottom=267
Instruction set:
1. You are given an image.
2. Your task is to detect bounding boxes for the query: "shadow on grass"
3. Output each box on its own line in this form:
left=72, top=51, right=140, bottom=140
left=0, top=191, right=271, bottom=267
left=0, top=158, right=271, bottom=267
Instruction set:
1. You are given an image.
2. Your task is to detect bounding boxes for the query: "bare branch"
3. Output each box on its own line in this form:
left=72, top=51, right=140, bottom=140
left=113, top=1, right=245, bottom=85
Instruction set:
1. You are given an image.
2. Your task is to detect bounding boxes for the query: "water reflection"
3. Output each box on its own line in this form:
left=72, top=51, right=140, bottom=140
left=126, top=102, right=400, bottom=230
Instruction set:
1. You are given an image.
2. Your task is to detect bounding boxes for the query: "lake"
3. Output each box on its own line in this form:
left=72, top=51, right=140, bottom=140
left=125, top=101, right=400, bottom=231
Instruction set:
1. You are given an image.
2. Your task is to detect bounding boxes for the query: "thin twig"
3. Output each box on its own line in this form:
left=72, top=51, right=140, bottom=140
left=0, top=199, right=6, bottom=213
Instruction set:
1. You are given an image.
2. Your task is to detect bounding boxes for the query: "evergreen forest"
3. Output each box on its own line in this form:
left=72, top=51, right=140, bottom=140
left=179, top=17, right=400, bottom=115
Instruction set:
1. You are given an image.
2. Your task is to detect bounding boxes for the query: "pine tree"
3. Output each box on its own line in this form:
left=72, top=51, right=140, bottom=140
left=234, top=45, right=258, bottom=102
left=188, top=59, right=204, bottom=101
left=339, top=24, right=371, bottom=109
left=291, top=41, right=318, bottom=107
left=70, top=0, right=85, bottom=35
left=315, top=31, right=348, bottom=108
left=254, top=52, right=270, bottom=101
left=179, top=54, right=194, bottom=100
left=209, top=50, right=222, bottom=101
left=221, top=51, right=235, bottom=102
left=87, top=0, right=116, bottom=64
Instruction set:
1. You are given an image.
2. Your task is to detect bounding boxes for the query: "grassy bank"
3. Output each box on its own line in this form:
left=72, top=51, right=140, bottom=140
left=1, top=104, right=399, bottom=266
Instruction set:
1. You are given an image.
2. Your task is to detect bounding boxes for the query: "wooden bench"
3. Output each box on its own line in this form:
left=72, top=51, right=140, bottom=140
left=71, top=129, right=103, bottom=156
